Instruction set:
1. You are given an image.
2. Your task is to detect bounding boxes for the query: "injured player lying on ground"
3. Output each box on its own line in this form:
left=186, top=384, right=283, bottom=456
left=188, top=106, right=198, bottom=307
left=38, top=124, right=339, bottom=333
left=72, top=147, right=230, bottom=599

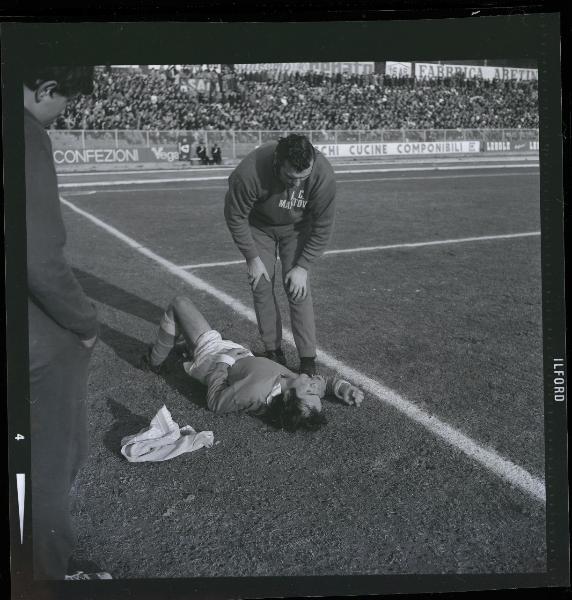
left=140, top=295, right=363, bottom=432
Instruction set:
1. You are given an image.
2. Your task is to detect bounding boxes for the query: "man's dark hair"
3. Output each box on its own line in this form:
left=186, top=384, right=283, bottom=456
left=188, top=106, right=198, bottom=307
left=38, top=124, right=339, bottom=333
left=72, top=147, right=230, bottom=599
left=22, top=66, right=95, bottom=97
left=275, top=134, right=315, bottom=172
left=264, top=391, right=327, bottom=432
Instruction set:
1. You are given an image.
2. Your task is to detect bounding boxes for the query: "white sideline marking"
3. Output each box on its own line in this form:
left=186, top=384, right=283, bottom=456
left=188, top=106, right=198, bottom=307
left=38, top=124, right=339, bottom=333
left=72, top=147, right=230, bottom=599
left=182, top=259, right=245, bottom=269
left=337, top=172, right=539, bottom=184
left=63, top=170, right=540, bottom=197
left=324, top=232, right=541, bottom=256
left=58, top=163, right=539, bottom=189
left=178, top=232, right=541, bottom=270
left=60, top=175, right=228, bottom=188
left=60, top=195, right=546, bottom=503
left=57, top=154, right=539, bottom=177
left=64, top=185, right=228, bottom=196
left=334, top=164, right=538, bottom=176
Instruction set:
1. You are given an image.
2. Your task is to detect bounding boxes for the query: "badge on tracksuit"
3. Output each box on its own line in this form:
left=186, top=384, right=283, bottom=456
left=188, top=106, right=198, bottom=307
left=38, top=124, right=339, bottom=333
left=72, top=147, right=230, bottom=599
left=278, top=186, right=308, bottom=210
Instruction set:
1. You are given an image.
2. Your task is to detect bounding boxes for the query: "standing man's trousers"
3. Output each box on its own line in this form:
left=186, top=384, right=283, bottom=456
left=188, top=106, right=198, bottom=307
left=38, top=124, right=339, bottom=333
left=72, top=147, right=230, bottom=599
left=29, top=303, right=93, bottom=579
left=250, top=223, right=316, bottom=358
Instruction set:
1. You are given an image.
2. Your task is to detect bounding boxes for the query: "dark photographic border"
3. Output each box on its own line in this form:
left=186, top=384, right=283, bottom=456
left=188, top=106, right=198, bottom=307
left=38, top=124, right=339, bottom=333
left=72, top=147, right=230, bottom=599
left=3, top=5, right=569, bottom=599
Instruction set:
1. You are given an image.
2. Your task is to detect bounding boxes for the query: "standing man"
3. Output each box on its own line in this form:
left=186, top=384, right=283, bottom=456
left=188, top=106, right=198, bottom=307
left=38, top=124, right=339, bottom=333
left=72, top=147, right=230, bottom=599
left=224, top=134, right=336, bottom=376
left=196, top=140, right=209, bottom=164
left=24, top=66, right=110, bottom=580
left=211, top=142, right=222, bottom=165
left=178, top=135, right=191, bottom=163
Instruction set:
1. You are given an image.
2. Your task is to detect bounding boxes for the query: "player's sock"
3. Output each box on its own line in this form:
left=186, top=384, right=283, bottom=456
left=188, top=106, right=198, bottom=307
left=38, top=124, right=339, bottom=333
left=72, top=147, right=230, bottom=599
left=150, top=312, right=177, bottom=366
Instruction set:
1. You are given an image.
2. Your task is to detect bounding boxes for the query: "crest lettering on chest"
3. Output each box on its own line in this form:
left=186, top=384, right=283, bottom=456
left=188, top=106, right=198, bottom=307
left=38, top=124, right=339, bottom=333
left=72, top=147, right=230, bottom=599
left=278, top=188, right=307, bottom=210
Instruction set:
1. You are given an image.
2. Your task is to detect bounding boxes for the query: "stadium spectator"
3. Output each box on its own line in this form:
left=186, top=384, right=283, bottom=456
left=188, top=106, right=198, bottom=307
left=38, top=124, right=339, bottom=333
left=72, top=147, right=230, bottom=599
left=141, top=295, right=363, bottom=430
left=53, top=67, right=540, bottom=132
left=178, top=136, right=191, bottom=162
left=196, top=140, right=209, bottom=164
left=23, top=66, right=111, bottom=581
left=224, top=134, right=336, bottom=377
left=211, top=142, right=222, bottom=165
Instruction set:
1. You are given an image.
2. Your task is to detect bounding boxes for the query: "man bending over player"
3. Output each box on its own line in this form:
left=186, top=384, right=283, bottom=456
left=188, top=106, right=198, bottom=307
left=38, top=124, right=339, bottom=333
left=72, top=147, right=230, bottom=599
left=141, top=296, right=363, bottom=431
left=224, top=134, right=336, bottom=377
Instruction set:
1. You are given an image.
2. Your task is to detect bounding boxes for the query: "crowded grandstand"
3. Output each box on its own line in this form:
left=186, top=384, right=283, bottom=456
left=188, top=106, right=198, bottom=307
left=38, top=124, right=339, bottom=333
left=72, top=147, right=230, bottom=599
left=53, top=62, right=539, bottom=133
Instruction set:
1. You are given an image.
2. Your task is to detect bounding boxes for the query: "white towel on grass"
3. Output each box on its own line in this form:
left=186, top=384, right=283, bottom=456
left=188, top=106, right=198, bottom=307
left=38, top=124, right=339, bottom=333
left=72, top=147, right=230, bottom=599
left=121, top=405, right=214, bottom=462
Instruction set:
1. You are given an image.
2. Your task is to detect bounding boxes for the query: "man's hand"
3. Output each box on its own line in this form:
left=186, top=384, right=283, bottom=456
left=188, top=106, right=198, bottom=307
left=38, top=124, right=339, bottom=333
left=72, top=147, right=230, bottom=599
left=284, top=266, right=308, bottom=301
left=247, top=257, right=270, bottom=290
left=225, top=348, right=252, bottom=361
left=335, top=381, right=364, bottom=407
left=345, top=385, right=364, bottom=407
left=81, top=335, right=98, bottom=349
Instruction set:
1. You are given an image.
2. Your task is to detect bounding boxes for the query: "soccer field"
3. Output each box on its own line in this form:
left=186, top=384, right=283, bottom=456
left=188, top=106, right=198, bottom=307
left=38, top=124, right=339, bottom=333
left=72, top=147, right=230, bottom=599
left=60, top=161, right=545, bottom=578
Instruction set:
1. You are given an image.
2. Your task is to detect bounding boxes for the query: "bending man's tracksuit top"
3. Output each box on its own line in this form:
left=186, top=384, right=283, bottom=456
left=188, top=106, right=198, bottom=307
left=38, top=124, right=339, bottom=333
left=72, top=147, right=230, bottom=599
left=25, top=108, right=98, bottom=579
left=223, top=142, right=337, bottom=357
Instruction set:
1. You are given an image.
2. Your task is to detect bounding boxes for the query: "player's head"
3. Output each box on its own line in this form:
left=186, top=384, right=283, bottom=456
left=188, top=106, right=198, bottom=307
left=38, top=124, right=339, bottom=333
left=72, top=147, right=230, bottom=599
left=274, top=134, right=315, bottom=187
left=266, top=374, right=327, bottom=432
left=23, top=66, right=94, bottom=126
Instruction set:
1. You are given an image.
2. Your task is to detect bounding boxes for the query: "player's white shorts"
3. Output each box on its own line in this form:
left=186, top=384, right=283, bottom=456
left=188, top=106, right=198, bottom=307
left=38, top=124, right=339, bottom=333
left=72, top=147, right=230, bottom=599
left=182, top=329, right=253, bottom=384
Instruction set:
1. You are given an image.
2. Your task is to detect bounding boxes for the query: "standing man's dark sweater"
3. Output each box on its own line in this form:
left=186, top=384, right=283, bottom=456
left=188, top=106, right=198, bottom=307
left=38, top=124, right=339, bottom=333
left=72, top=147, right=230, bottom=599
left=224, top=135, right=336, bottom=374
left=23, top=66, right=105, bottom=580
left=26, top=109, right=98, bottom=343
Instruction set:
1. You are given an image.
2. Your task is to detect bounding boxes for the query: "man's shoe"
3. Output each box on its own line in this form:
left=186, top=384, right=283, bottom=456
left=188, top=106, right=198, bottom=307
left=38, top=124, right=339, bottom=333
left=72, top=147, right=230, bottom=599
left=65, top=571, right=112, bottom=580
left=262, top=348, right=287, bottom=366
left=299, top=357, right=317, bottom=376
left=139, top=348, right=162, bottom=374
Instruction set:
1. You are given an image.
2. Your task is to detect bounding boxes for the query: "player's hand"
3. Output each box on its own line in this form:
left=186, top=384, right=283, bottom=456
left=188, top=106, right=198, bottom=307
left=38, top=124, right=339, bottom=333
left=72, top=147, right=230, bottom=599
left=81, top=335, right=98, bottom=349
left=335, top=381, right=364, bottom=407
left=284, top=266, right=308, bottom=301
left=225, top=348, right=251, bottom=361
left=247, top=257, right=270, bottom=290
left=345, top=386, right=364, bottom=407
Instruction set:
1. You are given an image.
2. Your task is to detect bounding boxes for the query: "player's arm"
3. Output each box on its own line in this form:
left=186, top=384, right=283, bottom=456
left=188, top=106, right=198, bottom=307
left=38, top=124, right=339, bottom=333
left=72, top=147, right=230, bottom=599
left=224, top=174, right=270, bottom=289
left=295, top=173, right=336, bottom=271
left=284, top=172, right=336, bottom=300
left=26, top=138, right=99, bottom=342
left=224, top=173, right=260, bottom=262
left=205, top=362, right=236, bottom=413
left=322, top=376, right=364, bottom=407
left=205, top=348, right=251, bottom=413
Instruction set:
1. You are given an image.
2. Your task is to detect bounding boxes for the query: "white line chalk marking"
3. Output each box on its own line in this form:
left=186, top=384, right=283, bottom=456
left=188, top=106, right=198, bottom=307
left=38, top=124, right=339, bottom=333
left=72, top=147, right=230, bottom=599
left=334, top=164, right=538, bottom=175
left=60, top=195, right=546, bottom=503
left=178, top=232, right=541, bottom=270
left=182, top=259, right=245, bottom=269
left=60, top=175, right=229, bottom=188
left=64, top=186, right=228, bottom=196
left=337, top=172, right=539, bottom=184
left=324, top=232, right=541, bottom=256
left=63, top=190, right=97, bottom=196
left=62, top=170, right=540, bottom=197
left=58, top=163, right=539, bottom=189
left=58, top=154, right=539, bottom=177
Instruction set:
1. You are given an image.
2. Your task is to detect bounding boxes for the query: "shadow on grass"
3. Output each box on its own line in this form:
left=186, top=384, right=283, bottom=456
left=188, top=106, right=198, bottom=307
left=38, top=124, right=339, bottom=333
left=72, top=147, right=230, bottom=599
left=97, top=322, right=210, bottom=457
left=103, top=397, right=149, bottom=459
left=73, top=267, right=164, bottom=324
left=74, top=269, right=291, bottom=441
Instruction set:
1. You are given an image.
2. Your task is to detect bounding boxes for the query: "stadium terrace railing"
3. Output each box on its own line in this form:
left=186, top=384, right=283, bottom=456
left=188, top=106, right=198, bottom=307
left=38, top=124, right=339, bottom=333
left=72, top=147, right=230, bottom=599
left=47, top=128, right=539, bottom=160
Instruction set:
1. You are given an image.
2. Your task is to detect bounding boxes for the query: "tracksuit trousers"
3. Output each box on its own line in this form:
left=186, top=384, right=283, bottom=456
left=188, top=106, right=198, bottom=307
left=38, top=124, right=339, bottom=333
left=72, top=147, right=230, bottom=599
left=29, top=303, right=93, bottom=579
left=250, top=223, right=316, bottom=359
